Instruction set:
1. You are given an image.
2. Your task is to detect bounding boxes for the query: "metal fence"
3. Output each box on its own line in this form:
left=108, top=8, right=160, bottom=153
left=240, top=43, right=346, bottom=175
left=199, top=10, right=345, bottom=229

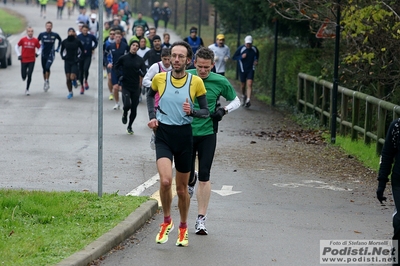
left=297, top=73, right=400, bottom=155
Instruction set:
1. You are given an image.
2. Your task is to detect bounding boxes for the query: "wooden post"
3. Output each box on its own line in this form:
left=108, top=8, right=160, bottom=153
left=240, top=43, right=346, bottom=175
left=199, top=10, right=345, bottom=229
left=351, top=95, right=360, bottom=141
left=340, top=93, right=348, bottom=136
left=364, top=100, right=372, bottom=145
left=376, top=104, right=387, bottom=155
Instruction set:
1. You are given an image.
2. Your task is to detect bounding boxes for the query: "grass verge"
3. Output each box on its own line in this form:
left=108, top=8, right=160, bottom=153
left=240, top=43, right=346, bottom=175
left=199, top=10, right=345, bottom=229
left=330, top=135, right=380, bottom=172
left=0, top=190, right=148, bottom=265
left=0, top=8, right=26, bottom=34
left=289, top=109, right=380, bottom=172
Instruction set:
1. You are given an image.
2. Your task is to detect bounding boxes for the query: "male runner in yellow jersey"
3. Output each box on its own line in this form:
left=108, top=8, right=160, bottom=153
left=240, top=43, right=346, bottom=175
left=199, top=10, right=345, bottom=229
left=146, top=41, right=209, bottom=247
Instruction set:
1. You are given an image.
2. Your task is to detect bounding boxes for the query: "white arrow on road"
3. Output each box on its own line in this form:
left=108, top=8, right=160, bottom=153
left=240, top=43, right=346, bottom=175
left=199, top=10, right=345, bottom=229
left=212, top=185, right=242, bottom=196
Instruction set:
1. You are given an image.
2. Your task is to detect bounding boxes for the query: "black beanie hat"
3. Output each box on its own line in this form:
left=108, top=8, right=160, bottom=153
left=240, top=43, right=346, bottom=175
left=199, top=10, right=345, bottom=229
left=130, top=40, right=140, bottom=47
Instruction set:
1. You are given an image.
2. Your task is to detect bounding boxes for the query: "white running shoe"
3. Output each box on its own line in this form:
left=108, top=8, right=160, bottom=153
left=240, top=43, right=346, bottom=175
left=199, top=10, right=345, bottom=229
left=25, top=90, right=30, bottom=96
left=44, top=80, right=49, bottom=92
left=195, top=215, right=208, bottom=235
left=113, top=103, right=120, bottom=110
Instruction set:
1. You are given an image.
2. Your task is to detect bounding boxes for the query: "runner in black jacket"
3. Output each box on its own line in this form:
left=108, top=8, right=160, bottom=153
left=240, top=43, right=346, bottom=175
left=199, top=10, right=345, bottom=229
left=143, top=35, right=162, bottom=67
left=60, top=28, right=84, bottom=99
left=377, top=118, right=400, bottom=247
left=114, top=40, right=147, bottom=134
left=77, top=24, right=98, bottom=94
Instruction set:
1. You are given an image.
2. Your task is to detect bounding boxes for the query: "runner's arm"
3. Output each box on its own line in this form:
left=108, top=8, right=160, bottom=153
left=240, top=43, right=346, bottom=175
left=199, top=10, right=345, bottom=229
left=378, top=119, right=399, bottom=183
left=55, top=34, right=62, bottom=52
left=106, top=48, right=113, bottom=64
left=232, top=47, right=242, bottom=60
left=224, top=96, right=241, bottom=113
left=92, top=35, right=98, bottom=50
left=146, top=88, right=157, bottom=120
left=139, top=60, right=147, bottom=77
left=191, top=95, right=209, bottom=118
left=36, top=40, right=41, bottom=56
left=142, top=63, right=158, bottom=87
left=60, top=42, right=65, bottom=59
left=113, top=55, right=122, bottom=73
left=14, top=44, right=21, bottom=56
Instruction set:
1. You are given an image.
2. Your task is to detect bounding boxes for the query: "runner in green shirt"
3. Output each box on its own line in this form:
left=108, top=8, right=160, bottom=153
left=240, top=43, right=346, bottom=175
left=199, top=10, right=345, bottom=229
left=186, top=47, right=241, bottom=235
left=39, top=0, right=48, bottom=18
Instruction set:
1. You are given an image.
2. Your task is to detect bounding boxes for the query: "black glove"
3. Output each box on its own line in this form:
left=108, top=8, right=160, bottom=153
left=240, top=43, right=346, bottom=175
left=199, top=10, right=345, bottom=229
left=35, top=53, right=39, bottom=58
left=18, top=55, right=22, bottom=60
left=377, top=181, right=387, bottom=204
left=118, top=76, right=123, bottom=85
left=210, top=107, right=226, bottom=122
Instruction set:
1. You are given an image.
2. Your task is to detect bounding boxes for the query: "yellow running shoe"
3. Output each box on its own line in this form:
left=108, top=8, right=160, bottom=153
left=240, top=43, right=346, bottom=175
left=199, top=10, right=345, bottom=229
left=176, top=227, right=189, bottom=247
left=109, top=94, right=114, bottom=100
left=156, top=220, right=174, bottom=244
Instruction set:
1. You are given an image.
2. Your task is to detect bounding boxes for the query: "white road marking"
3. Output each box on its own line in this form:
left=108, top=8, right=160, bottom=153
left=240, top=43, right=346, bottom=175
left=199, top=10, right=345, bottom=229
left=273, top=180, right=353, bottom=191
left=126, top=162, right=175, bottom=196
left=126, top=174, right=160, bottom=196
left=212, top=185, right=242, bottom=196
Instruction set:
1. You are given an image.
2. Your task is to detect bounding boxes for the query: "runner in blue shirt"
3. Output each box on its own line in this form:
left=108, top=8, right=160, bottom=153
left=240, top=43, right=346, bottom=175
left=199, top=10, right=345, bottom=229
left=183, top=26, right=204, bottom=65
left=105, top=30, right=129, bottom=109
left=232, top=35, right=259, bottom=108
left=38, top=21, right=61, bottom=92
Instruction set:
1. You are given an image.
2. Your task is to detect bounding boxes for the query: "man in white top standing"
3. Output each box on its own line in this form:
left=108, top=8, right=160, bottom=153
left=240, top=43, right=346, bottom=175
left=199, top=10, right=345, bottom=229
left=208, top=34, right=230, bottom=76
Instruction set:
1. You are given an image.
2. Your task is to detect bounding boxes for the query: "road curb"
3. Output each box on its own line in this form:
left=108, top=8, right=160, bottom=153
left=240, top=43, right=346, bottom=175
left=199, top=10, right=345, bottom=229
left=55, top=199, right=159, bottom=266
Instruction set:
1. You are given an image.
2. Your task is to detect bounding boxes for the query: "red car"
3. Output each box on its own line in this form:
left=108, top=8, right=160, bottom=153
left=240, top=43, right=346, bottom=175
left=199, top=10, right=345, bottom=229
left=0, top=27, right=12, bottom=69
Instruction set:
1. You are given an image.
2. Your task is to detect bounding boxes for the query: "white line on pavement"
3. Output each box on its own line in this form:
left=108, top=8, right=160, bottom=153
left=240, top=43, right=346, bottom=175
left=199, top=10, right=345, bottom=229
left=126, top=173, right=160, bottom=196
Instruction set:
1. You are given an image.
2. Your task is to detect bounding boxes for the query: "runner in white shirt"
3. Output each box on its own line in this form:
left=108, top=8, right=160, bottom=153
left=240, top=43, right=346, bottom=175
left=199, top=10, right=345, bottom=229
left=207, top=34, right=230, bottom=76
left=88, top=13, right=99, bottom=38
left=137, top=36, right=151, bottom=67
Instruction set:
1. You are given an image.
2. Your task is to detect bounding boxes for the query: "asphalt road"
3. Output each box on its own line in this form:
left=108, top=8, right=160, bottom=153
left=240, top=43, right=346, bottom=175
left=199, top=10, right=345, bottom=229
left=0, top=4, right=396, bottom=266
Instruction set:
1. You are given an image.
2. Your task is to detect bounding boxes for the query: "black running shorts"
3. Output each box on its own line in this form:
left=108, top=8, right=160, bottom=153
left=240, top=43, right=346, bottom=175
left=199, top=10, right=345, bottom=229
left=155, top=123, right=193, bottom=173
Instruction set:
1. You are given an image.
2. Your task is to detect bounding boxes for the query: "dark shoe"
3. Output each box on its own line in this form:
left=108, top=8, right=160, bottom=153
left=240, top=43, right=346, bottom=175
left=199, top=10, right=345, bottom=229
left=122, top=114, right=127, bottom=124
